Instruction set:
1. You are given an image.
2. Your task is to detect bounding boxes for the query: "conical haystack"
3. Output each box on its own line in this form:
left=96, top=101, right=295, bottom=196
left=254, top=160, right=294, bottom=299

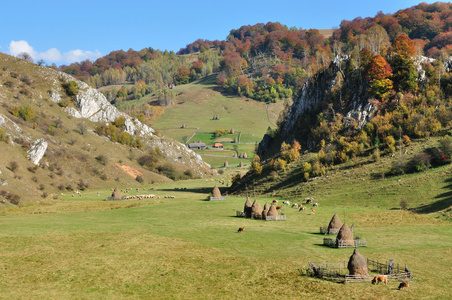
left=336, top=223, right=354, bottom=247
left=112, top=187, right=121, bottom=199
left=262, top=203, right=270, bottom=219
left=267, top=204, right=279, bottom=218
left=327, top=213, right=343, bottom=234
left=347, top=248, right=368, bottom=276
left=251, top=199, right=262, bottom=219
left=212, top=185, right=222, bottom=198
left=244, top=196, right=253, bottom=218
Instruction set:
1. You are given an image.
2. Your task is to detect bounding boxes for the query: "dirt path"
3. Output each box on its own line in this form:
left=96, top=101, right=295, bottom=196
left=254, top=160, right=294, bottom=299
left=115, top=163, right=143, bottom=178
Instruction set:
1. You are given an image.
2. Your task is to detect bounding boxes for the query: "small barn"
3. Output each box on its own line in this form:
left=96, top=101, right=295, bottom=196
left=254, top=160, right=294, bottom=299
left=188, top=142, right=206, bottom=150
left=347, top=248, right=368, bottom=276
left=212, top=143, right=223, bottom=149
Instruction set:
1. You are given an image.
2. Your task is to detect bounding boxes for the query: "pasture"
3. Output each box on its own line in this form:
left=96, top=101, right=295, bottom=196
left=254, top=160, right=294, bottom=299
left=0, top=171, right=451, bottom=299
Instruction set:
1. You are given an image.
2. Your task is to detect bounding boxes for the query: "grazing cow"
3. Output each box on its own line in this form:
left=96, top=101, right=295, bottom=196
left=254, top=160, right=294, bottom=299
left=398, top=282, right=409, bottom=290
left=276, top=206, right=282, bottom=210
left=371, top=275, right=388, bottom=285
left=313, top=202, right=319, bottom=207
left=283, top=201, right=290, bottom=206
left=272, top=200, right=278, bottom=204
left=237, top=227, right=245, bottom=233
left=299, top=206, right=306, bottom=211
left=311, top=209, right=315, bottom=214
left=292, top=203, right=299, bottom=208
left=305, top=198, right=313, bottom=204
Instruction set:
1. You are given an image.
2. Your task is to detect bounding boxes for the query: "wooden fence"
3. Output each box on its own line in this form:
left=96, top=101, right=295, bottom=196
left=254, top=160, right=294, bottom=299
left=323, top=238, right=367, bottom=248
left=236, top=210, right=245, bottom=217
left=265, top=214, right=286, bottom=221
left=306, top=259, right=412, bottom=283
left=345, top=272, right=413, bottom=283
left=209, top=196, right=227, bottom=201
left=366, top=258, right=408, bottom=275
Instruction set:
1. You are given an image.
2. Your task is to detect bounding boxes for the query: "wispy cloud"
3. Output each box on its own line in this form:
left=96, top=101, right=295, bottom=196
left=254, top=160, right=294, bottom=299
left=8, top=40, right=103, bottom=64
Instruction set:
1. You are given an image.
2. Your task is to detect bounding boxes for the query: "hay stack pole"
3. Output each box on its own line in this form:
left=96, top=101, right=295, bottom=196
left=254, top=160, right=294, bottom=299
left=262, top=203, right=270, bottom=219
left=327, top=213, right=343, bottom=234
left=251, top=199, right=263, bottom=219
left=212, top=185, right=222, bottom=198
left=336, top=223, right=354, bottom=247
left=347, top=248, right=368, bottom=276
left=112, top=187, right=121, bottom=200
left=244, top=196, right=253, bottom=218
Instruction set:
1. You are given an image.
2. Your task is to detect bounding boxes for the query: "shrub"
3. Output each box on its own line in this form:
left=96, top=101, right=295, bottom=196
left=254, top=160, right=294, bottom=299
left=136, top=175, right=144, bottom=183
left=95, top=154, right=108, bottom=166
left=400, top=200, right=408, bottom=210
left=7, top=161, right=19, bottom=172
left=63, top=81, right=79, bottom=96
left=407, top=153, right=431, bottom=173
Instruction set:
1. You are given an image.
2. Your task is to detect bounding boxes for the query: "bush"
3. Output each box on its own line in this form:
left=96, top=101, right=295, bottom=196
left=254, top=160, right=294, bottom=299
left=95, top=154, right=108, bottom=166
left=400, top=200, right=408, bottom=210
left=63, top=81, right=79, bottom=96
left=7, top=161, right=19, bottom=172
left=407, top=153, right=431, bottom=173
left=136, top=175, right=144, bottom=183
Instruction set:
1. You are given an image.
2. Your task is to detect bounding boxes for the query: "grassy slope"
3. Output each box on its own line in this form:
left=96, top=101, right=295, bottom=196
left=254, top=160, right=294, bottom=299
left=0, top=53, right=200, bottom=205
left=0, top=155, right=451, bottom=299
left=150, top=75, right=288, bottom=169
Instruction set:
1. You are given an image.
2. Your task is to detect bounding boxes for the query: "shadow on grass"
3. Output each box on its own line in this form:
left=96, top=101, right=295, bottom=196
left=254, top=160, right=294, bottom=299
left=413, top=177, right=452, bottom=214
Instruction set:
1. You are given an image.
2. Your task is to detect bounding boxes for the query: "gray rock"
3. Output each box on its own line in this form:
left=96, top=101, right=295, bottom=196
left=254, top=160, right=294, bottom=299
left=27, top=138, right=48, bottom=165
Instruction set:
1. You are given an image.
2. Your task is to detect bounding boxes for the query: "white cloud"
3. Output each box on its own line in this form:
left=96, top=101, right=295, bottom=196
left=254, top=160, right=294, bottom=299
left=7, top=40, right=103, bottom=64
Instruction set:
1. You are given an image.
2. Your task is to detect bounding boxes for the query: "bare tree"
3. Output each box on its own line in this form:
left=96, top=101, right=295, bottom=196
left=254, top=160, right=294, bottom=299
left=17, top=52, right=34, bottom=63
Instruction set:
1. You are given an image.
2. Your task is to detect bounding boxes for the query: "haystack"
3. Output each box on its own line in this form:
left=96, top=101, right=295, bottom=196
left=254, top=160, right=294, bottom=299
left=112, top=187, right=121, bottom=199
left=251, top=199, right=263, bottom=219
left=243, top=153, right=248, bottom=159
left=212, top=185, right=222, bottom=198
left=267, top=204, right=279, bottom=218
left=224, top=161, right=229, bottom=167
left=327, top=213, right=343, bottom=234
left=239, top=161, right=244, bottom=167
left=244, top=196, right=253, bottom=218
left=262, top=203, right=270, bottom=219
left=336, top=223, right=354, bottom=247
left=347, top=248, right=368, bottom=276
left=230, top=128, right=235, bottom=134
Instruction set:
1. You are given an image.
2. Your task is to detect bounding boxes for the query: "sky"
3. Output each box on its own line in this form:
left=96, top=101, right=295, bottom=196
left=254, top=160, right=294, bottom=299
left=0, top=0, right=440, bottom=66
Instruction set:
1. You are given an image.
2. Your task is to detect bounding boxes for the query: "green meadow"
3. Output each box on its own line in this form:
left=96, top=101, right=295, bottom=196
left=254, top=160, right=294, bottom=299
left=1, top=161, right=451, bottom=299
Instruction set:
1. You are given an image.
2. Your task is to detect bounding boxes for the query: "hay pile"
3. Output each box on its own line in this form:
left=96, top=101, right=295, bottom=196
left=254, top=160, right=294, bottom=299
left=212, top=185, right=221, bottom=198
left=327, top=213, right=343, bottom=234
left=347, top=248, right=368, bottom=276
left=267, top=204, right=279, bottom=218
left=262, top=203, right=270, bottom=219
left=112, top=187, right=121, bottom=199
left=336, top=223, right=354, bottom=247
left=251, top=199, right=262, bottom=219
left=244, top=196, right=253, bottom=218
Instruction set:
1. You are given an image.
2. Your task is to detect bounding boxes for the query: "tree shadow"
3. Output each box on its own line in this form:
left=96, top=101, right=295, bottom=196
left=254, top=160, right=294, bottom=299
left=412, top=177, right=452, bottom=214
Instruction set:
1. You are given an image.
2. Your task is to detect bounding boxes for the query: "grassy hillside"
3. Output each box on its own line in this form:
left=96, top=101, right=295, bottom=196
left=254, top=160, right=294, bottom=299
left=0, top=156, right=450, bottom=299
left=149, top=75, right=288, bottom=169
left=0, top=53, right=212, bottom=206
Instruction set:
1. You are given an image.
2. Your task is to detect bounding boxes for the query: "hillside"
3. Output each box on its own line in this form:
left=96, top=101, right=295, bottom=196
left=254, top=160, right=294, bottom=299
left=0, top=53, right=214, bottom=206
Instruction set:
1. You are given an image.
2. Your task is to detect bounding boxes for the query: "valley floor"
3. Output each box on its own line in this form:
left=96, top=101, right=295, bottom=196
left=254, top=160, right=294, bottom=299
left=0, top=172, right=451, bottom=299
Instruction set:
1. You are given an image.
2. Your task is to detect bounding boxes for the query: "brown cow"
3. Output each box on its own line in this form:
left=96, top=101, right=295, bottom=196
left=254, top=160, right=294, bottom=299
left=299, top=206, right=306, bottom=211
left=237, top=227, right=245, bottom=233
left=398, top=282, right=409, bottom=290
left=371, top=275, right=388, bottom=285
left=276, top=206, right=282, bottom=210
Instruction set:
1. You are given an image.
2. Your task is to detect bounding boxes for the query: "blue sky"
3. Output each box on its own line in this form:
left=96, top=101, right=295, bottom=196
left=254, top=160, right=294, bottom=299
left=0, top=0, right=439, bottom=65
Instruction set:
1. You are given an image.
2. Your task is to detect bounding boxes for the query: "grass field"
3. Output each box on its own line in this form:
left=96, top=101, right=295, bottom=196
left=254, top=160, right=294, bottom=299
left=1, top=162, right=451, bottom=299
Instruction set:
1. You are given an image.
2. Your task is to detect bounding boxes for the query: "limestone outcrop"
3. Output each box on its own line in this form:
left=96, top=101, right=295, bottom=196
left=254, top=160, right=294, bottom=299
left=27, top=138, right=48, bottom=165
